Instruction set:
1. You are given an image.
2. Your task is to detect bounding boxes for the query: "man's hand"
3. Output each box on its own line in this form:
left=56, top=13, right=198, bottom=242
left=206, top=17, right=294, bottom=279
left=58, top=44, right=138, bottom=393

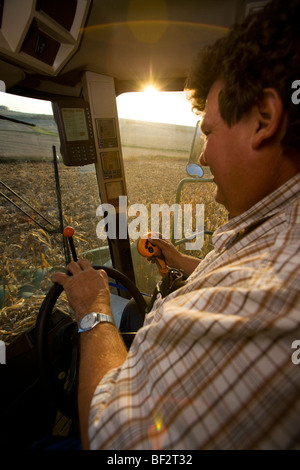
left=148, top=234, right=182, bottom=268
left=149, top=234, right=201, bottom=276
left=52, top=259, right=111, bottom=322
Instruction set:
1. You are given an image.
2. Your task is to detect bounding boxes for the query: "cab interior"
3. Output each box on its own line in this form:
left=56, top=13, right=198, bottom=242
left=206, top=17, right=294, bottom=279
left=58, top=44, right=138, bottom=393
left=0, top=0, right=268, bottom=449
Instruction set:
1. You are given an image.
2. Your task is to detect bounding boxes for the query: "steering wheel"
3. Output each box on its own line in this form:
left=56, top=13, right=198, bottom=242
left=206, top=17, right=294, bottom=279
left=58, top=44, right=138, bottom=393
left=35, top=265, right=148, bottom=418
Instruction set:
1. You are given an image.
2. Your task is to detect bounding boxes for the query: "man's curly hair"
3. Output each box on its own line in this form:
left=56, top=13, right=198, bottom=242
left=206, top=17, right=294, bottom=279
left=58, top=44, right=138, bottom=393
left=185, top=0, right=300, bottom=152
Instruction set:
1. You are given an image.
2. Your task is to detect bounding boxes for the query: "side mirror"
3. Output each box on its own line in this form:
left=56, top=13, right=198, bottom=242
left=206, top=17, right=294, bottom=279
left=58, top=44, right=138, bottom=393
left=186, top=163, right=203, bottom=178
left=186, top=119, right=205, bottom=178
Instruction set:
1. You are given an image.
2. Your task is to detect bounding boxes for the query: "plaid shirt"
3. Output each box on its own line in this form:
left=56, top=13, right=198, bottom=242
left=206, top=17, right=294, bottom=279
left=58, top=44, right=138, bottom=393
left=89, top=173, right=300, bottom=450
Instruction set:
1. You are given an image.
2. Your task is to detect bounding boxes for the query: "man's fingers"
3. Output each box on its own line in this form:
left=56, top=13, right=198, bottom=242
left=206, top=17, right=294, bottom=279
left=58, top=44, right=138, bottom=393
left=66, top=259, right=92, bottom=274
left=66, top=261, right=82, bottom=275
left=149, top=237, right=166, bottom=250
left=52, top=259, right=93, bottom=285
left=78, top=259, right=92, bottom=270
left=52, top=271, right=68, bottom=285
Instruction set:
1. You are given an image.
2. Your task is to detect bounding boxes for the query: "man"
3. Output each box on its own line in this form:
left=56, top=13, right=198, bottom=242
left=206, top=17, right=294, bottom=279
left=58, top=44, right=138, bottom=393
left=53, top=0, right=300, bottom=449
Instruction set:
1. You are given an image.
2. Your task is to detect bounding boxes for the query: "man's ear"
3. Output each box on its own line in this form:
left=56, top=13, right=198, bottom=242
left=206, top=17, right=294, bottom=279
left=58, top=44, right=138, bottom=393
left=251, top=88, right=284, bottom=150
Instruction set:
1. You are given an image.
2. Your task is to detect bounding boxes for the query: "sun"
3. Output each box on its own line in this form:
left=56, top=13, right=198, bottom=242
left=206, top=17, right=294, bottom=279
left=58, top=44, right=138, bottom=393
left=143, top=85, right=158, bottom=95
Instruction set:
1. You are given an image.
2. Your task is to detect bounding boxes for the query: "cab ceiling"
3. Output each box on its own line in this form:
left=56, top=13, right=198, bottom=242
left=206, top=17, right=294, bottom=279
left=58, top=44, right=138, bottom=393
left=1, top=0, right=259, bottom=99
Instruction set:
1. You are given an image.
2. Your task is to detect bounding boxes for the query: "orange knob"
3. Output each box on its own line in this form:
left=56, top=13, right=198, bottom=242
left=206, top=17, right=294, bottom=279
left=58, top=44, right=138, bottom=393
left=63, top=226, right=77, bottom=261
left=137, top=233, right=168, bottom=277
left=63, top=226, right=75, bottom=238
left=137, top=235, right=160, bottom=258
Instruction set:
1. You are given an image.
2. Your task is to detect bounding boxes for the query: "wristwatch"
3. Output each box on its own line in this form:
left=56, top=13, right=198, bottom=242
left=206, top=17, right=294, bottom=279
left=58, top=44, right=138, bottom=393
left=78, top=312, right=115, bottom=333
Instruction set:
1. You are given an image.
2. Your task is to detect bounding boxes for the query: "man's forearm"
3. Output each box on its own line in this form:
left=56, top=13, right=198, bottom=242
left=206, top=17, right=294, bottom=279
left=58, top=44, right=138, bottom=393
left=176, top=253, right=201, bottom=276
left=78, top=321, right=128, bottom=450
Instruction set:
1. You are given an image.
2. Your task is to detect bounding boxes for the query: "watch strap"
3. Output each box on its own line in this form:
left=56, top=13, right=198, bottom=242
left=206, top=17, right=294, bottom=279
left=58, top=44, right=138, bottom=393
left=78, top=312, right=115, bottom=333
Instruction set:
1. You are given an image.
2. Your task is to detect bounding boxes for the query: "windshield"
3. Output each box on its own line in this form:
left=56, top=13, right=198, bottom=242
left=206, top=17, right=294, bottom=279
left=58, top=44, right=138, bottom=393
left=0, top=93, right=110, bottom=345
left=0, top=90, right=228, bottom=346
left=117, top=91, right=228, bottom=294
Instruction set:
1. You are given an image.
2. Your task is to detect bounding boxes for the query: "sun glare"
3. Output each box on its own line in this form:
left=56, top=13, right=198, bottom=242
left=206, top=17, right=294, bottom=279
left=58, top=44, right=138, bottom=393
left=117, top=89, right=199, bottom=127
left=143, top=85, right=158, bottom=95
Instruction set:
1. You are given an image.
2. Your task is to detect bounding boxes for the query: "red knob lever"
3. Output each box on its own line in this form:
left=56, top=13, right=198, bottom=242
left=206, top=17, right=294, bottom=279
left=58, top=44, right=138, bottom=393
left=63, top=226, right=78, bottom=262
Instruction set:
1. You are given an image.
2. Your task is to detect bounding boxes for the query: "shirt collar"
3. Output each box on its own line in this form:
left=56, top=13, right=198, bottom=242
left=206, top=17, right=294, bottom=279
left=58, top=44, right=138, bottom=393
left=212, top=173, right=300, bottom=252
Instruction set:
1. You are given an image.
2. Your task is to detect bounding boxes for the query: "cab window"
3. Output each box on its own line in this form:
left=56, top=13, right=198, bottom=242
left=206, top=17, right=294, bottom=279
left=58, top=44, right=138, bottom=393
left=117, top=90, right=227, bottom=294
left=0, top=92, right=110, bottom=345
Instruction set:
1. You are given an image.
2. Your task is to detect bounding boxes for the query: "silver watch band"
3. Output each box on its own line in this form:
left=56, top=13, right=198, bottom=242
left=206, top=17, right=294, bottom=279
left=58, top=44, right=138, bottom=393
left=78, top=312, right=115, bottom=333
left=94, top=313, right=115, bottom=325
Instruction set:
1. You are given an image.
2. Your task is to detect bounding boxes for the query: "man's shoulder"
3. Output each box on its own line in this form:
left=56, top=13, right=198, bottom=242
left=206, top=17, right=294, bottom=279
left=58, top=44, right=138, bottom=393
left=280, top=195, right=300, bottom=235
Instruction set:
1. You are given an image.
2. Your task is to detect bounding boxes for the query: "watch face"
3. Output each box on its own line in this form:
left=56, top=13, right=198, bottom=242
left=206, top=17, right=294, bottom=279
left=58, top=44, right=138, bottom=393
left=80, top=313, right=95, bottom=330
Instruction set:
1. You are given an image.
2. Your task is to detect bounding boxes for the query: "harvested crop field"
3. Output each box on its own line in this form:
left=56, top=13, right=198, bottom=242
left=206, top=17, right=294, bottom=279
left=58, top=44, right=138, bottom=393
left=0, top=156, right=228, bottom=345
